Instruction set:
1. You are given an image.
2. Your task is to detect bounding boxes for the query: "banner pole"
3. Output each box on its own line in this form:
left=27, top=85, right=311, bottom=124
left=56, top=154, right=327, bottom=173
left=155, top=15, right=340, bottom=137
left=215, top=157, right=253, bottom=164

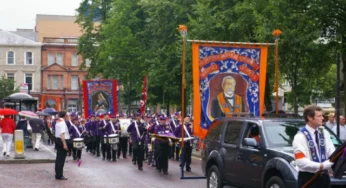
left=275, top=39, right=279, bottom=114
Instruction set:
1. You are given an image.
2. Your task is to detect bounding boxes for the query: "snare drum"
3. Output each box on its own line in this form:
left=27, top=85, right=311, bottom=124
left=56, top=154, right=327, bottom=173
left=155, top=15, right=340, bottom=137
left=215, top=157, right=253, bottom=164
left=108, top=134, right=119, bottom=144
left=73, top=138, right=84, bottom=149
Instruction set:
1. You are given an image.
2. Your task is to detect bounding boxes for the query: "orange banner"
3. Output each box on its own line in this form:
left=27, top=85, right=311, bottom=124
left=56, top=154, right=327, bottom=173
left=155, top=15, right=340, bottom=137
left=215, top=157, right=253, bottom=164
left=192, top=43, right=268, bottom=140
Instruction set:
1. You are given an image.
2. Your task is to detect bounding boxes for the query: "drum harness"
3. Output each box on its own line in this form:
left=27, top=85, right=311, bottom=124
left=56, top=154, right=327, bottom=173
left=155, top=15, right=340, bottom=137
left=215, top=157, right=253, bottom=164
left=134, top=121, right=144, bottom=146
left=70, top=121, right=81, bottom=138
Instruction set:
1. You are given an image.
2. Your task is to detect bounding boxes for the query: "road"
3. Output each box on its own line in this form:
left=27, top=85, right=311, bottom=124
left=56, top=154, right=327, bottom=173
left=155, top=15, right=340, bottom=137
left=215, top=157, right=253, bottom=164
left=0, top=150, right=206, bottom=188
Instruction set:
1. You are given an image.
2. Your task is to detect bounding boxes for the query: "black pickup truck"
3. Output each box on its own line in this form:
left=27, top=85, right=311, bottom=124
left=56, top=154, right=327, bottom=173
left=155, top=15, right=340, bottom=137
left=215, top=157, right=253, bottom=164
left=201, top=117, right=346, bottom=188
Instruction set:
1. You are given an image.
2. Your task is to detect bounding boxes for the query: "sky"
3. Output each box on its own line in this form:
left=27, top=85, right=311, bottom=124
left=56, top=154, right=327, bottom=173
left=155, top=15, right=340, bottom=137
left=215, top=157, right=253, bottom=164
left=0, top=0, right=83, bottom=31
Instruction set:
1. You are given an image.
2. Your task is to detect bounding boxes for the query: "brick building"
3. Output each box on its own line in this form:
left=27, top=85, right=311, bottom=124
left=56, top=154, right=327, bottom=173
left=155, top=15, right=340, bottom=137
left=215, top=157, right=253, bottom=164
left=41, top=37, right=88, bottom=112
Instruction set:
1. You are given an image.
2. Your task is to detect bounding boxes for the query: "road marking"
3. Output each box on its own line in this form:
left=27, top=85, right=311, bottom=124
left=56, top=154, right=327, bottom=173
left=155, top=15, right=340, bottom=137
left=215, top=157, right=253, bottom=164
left=192, top=156, right=201, bottom=160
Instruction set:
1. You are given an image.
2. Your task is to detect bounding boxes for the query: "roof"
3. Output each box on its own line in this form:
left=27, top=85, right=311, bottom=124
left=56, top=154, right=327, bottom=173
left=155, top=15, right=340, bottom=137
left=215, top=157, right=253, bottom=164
left=0, top=30, right=41, bottom=46
left=36, top=14, right=76, bottom=22
left=10, top=30, right=38, bottom=42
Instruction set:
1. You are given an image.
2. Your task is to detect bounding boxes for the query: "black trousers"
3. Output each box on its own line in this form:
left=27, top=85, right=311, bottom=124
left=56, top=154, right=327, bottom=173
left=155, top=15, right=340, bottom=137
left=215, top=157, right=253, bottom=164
left=93, top=136, right=101, bottom=156
left=181, top=142, right=192, bottom=170
left=171, top=144, right=180, bottom=160
left=133, top=142, right=144, bottom=168
left=129, top=142, right=133, bottom=155
left=157, top=142, right=170, bottom=172
left=118, top=137, right=128, bottom=158
left=110, top=144, right=117, bottom=161
left=85, top=136, right=93, bottom=152
left=101, top=137, right=110, bottom=159
left=72, top=147, right=82, bottom=160
left=298, top=171, right=331, bottom=188
left=55, top=138, right=68, bottom=178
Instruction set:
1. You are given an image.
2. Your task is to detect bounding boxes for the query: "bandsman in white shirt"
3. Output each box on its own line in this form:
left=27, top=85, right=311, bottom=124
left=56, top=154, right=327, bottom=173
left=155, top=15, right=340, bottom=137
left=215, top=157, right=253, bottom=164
left=293, top=105, right=335, bottom=188
left=54, top=111, right=70, bottom=180
left=332, top=115, right=346, bottom=141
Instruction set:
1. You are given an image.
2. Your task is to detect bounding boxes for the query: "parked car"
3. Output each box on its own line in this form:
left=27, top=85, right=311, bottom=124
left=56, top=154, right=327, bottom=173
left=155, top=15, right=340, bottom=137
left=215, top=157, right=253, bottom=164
left=201, top=117, right=346, bottom=188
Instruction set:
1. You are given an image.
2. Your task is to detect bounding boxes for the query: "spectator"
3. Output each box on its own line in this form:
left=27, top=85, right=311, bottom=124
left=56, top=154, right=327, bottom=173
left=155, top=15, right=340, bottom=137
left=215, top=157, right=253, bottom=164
left=0, top=115, right=16, bottom=157
left=326, top=113, right=335, bottom=130
left=16, top=116, right=30, bottom=149
left=29, top=118, right=45, bottom=151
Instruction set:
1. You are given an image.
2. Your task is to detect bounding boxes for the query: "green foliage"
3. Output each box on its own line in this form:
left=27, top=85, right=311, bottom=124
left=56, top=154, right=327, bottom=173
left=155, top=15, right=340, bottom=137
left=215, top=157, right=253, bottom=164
left=75, top=0, right=341, bottom=113
left=0, top=75, right=19, bottom=100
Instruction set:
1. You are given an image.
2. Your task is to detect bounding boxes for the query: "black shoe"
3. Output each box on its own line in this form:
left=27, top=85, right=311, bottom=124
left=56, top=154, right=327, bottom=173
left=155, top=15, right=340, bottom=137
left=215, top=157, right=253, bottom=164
left=186, top=168, right=191, bottom=172
left=157, top=169, right=161, bottom=173
left=138, top=167, right=143, bottom=171
left=132, top=161, right=136, bottom=165
left=3, top=152, right=6, bottom=156
left=102, top=157, right=106, bottom=161
left=34, top=148, right=39, bottom=151
left=56, top=176, right=68, bottom=180
left=97, top=154, right=100, bottom=157
left=163, top=171, right=168, bottom=175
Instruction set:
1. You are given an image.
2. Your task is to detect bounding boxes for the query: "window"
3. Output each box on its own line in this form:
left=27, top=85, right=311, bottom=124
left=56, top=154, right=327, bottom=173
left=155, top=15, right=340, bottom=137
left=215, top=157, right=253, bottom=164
left=49, top=75, right=63, bottom=90
left=57, top=53, right=63, bottom=66
left=25, top=73, right=33, bottom=91
left=60, top=76, right=64, bottom=90
left=205, top=121, right=223, bottom=141
left=7, top=51, right=14, bottom=64
left=52, top=76, right=58, bottom=90
left=48, top=53, right=54, bottom=65
left=72, top=53, right=78, bottom=66
left=47, top=76, right=51, bottom=89
left=224, top=121, right=244, bottom=145
left=67, top=99, right=77, bottom=112
left=7, top=73, right=15, bottom=80
left=71, top=76, right=79, bottom=90
left=25, top=52, right=33, bottom=65
left=85, top=59, right=91, bottom=67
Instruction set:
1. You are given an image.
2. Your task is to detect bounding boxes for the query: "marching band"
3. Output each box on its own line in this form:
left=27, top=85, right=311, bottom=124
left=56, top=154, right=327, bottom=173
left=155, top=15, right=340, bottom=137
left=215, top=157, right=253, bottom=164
left=49, top=111, right=194, bottom=174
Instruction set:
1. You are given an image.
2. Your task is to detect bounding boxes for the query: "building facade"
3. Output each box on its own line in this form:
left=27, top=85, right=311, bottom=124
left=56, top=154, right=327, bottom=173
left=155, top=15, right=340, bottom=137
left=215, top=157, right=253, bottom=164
left=41, top=37, right=87, bottom=112
left=0, top=30, right=41, bottom=99
left=35, top=14, right=82, bottom=42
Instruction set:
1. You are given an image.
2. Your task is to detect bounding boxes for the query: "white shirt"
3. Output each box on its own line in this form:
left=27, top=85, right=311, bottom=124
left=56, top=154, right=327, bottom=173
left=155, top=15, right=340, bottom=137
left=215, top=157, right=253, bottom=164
left=55, top=118, right=71, bottom=139
left=332, top=124, right=346, bottom=141
left=224, top=93, right=234, bottom=107
left=326, top=121, right=335, bottom=130
left=293, top=125, right=335, bottom=173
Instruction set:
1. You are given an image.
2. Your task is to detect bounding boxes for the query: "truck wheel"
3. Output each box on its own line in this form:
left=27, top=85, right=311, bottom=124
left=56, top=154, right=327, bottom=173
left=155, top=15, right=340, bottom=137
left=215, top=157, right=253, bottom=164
left=207, top=165, right=222, bottom=188
left=265, top=176, right=286, bottom=188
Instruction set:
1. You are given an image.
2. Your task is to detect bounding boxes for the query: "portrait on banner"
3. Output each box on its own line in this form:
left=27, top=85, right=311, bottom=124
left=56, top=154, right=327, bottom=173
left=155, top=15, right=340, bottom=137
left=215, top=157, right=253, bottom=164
left=83, top=80, right=117, bottom=118
left=208, top=73, right=249, bottom=119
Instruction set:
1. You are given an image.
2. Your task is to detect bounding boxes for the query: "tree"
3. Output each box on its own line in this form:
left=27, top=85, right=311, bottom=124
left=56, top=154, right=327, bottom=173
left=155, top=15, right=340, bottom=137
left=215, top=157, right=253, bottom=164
left=0, top=75, right=19, bottom=100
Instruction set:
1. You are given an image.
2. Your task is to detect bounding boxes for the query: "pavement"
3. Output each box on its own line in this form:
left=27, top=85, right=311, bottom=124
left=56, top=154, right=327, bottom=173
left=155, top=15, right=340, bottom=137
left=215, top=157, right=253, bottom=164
left=0, top=136, right=56, bottom=164
left=0, top=146, right=206, bottom=188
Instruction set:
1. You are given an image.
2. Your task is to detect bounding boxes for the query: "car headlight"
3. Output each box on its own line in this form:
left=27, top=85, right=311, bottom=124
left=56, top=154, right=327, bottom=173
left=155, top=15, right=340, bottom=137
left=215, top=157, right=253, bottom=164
left=290, top=160, right=299, bottom=171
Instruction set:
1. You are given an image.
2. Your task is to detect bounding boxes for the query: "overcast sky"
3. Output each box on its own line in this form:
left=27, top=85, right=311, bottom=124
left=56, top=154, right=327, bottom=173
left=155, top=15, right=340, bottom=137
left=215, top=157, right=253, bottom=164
left=0, top=0, right=83, bottom=31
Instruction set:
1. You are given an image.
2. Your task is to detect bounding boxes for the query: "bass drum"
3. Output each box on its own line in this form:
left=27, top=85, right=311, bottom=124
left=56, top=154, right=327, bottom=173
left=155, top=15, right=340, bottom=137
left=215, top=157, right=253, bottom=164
left=119, top=119, right=131, bottom=137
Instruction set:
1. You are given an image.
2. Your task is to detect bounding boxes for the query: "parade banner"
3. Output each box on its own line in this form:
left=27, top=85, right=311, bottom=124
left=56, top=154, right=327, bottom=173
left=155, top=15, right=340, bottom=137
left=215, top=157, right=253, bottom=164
left=40, top=95, right=61, bottom=111
left=83, top=80, right=117, bottom=118
left=139, top=75, right=148, bottom=115
left=192, top=43, right=268, bottom=138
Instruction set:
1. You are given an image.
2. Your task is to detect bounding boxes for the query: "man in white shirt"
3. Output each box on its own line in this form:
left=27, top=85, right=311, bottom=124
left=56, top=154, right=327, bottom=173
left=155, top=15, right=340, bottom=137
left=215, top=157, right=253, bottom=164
left=293, top=105, right=335, bottom=188
left=54, top=111, right=70, bottom=180
left=332, top=115, right=346, bottom=141
left=326, top=113, right=335, bottom=130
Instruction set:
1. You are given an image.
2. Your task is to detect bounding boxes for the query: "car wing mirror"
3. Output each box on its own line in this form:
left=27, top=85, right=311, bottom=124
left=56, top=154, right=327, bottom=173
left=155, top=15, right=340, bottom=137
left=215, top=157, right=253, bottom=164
left=244, top=138, right=259, bottom=148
